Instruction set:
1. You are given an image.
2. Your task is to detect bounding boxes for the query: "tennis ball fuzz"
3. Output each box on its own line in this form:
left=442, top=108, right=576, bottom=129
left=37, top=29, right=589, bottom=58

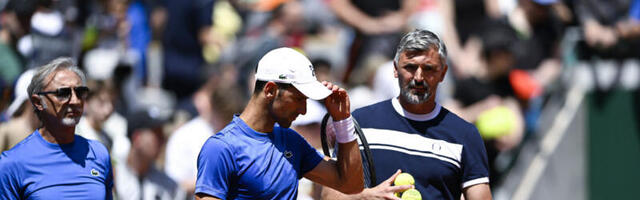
left=394, top=173, right=415, bottom=186
left=401, top=188, right=422, bottom=200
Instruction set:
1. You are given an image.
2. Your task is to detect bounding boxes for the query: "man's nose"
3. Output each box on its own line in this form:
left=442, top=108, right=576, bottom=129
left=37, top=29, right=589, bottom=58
left=68, top=90, right=82, bottom=105
left=413, top=67, right=425, bottom=82
left=299, top=100, right=307, bottom=115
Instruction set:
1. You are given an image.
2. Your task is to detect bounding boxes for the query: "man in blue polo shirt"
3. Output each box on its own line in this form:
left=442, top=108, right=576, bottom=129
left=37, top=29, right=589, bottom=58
left=0, top=57, right=113, bottom=199
left=322, top=29, right=492, bottom=200
left=195, top=47, right=364, bottom=199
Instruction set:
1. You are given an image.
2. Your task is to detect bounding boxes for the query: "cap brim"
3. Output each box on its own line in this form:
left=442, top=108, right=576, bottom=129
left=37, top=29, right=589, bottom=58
left=293, top=81, right=332, bottom=100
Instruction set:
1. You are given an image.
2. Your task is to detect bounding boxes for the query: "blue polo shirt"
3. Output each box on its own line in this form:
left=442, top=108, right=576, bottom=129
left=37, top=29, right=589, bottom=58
left=0, top=130, right=113, bottom=200
left=196, top=116, right=323, bottom=199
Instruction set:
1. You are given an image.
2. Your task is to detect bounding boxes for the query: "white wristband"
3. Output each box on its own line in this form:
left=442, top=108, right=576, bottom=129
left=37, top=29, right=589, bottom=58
left=332, top=116, right=356, bottom=143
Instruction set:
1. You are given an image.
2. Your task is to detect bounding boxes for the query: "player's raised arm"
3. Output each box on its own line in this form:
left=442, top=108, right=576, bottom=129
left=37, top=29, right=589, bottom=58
left=303, top=81, right=364, bottom=194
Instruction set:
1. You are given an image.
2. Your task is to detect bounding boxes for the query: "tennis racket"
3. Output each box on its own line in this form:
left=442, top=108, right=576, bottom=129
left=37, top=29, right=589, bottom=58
left=320, top=113, right=377, bottom=187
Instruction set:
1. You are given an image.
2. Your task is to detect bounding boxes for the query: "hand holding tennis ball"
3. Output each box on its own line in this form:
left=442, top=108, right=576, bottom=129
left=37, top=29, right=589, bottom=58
left=394, top=173, right=415, bottom=186
left=401, top=188, right=422, bottom=200
left=393, top=173, right=421, bottom=200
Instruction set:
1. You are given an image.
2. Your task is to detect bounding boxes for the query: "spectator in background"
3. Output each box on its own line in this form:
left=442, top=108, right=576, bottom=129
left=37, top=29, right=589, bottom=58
left=17, top=0, right=74, bottom=69
left=576, top=0, right=640, bottom=56
left=81, top=48, right=132, bottom=162
left=76, top=79, right=116, bottom=152
left=162, top=0, right=215, bottom=101
left=0, top=57, right=113, bottom=199
left=164, top=75, right=245, bottom=197
left=328, top=0, right=418, bottom=84
left=0, top=0, right=36, bottom=47
left=0, top=69, right=38, bottom=151
left=509, top=0, right=565, bottom=91
left=115, top=109, right=185, bottom=200
left=574, top=0, right=640, bottom=98
left=0, top=4, right=23, bottom=86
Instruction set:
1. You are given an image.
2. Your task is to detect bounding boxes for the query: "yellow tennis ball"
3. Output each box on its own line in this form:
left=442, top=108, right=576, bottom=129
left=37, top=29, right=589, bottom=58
left=394, top=173, right=415, bottom=186
left=401, top=188, right=422, bottom=200
left=475, top=106, right=515, bottom=139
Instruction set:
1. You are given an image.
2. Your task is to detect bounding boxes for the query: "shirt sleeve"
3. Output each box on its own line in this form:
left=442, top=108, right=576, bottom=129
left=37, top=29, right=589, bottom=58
left=0, top=154, right=21, bottom=200
left=461, top=126, right=490, bottom=189
left=195, top=137, right=235, bottom=199
left=291, top=129, right=324, bottom=178
left=196, top=0, right=215, bottom=28
left=106, top=154, right=114, bottom=200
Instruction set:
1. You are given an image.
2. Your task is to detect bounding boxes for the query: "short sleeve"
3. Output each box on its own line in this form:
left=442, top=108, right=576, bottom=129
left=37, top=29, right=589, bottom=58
left=461, top=126, right=490, bottom=189
left=0, top=154, right=22, bottom=199
left=196, top=0, right=215, bottom=28
left=296, top=132, right=324, bottom=177
left=106, top=155, right=114, bottom=199
left=195, top=137, right=236, bottom=199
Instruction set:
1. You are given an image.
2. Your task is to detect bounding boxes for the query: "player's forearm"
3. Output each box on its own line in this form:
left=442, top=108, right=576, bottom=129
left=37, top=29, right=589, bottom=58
left=321, top=185, right=365, bottom=200
left=335, top=140, right=364, bottom=194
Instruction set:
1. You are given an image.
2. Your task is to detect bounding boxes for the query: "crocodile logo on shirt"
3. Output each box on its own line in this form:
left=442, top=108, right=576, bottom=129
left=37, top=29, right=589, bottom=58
left=91, top=169, right=100, bottom=176
left=284, top=151, right=293, bottom=158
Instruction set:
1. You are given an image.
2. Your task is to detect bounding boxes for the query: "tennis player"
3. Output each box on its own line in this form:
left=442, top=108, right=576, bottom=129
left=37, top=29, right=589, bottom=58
left=195, top=47, right=364, bottom=200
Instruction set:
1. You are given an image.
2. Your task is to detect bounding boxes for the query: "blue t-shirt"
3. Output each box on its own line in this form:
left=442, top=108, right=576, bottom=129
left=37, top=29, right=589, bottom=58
left=352, top=99, right=489, bottom=200
left=0, top=130, right=113, bottom=200
left=196, top=116, right=323, bottom=199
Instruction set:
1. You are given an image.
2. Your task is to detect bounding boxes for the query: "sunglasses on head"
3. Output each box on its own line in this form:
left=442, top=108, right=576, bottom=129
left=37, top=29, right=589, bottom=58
left=37, top=86, right=90, bottom=101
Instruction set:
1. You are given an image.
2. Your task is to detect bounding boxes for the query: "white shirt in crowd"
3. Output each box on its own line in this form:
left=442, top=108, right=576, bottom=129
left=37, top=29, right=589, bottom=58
left=164, top=116, right=215, bottom=185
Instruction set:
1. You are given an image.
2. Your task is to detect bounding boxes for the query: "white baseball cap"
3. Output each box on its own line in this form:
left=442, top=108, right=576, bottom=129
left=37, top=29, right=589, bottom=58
left=255, top=47, right=331, bottom=100
left=7, top=69, right=35, bottom=117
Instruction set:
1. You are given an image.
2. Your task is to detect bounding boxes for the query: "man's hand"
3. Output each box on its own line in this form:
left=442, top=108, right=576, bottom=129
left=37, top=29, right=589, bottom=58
left=321, top=170, right=414, bottom=200
left=323, top=81, right=350, bottom=121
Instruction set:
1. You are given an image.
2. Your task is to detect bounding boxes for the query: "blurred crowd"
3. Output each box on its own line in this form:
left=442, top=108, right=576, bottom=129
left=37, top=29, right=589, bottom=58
left=0, top=0, right=639, bottom=199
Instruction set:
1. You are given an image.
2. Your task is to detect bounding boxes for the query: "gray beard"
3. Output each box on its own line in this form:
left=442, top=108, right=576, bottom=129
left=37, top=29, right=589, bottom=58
left=400, top=80, right=431, bottom=104
left=401, top=88, right=430, bottom=104
left=61, top=116, right=81, bottom=126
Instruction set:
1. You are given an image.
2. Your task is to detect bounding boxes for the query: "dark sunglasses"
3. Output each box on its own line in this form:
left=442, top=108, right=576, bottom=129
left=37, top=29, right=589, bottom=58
left=37, top=86, right=90, bottom=101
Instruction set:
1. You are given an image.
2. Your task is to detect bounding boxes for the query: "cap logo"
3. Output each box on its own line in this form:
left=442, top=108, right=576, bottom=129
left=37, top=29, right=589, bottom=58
left=279, top=74, right=287, bottom=80
left=309, top=65, right=316, bottom=77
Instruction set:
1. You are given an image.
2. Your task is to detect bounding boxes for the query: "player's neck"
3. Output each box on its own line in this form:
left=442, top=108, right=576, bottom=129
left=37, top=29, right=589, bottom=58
left=239, top=99, right=275, bottom=133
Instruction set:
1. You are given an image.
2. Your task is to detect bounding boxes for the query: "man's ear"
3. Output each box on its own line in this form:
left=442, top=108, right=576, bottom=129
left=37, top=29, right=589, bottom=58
left=393, top=61, right=399, bottom=78
left=30, top=94, right=45, bottom=111
left=263, top=81, right=278, bottom=100
left=438, top=64, right=448, bottom=83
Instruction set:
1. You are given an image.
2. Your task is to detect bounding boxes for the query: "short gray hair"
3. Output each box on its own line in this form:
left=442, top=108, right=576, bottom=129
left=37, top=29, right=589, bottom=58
left=394, top=29, right=448, bottom=68
left=27, top=57, right=87, bottom=99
